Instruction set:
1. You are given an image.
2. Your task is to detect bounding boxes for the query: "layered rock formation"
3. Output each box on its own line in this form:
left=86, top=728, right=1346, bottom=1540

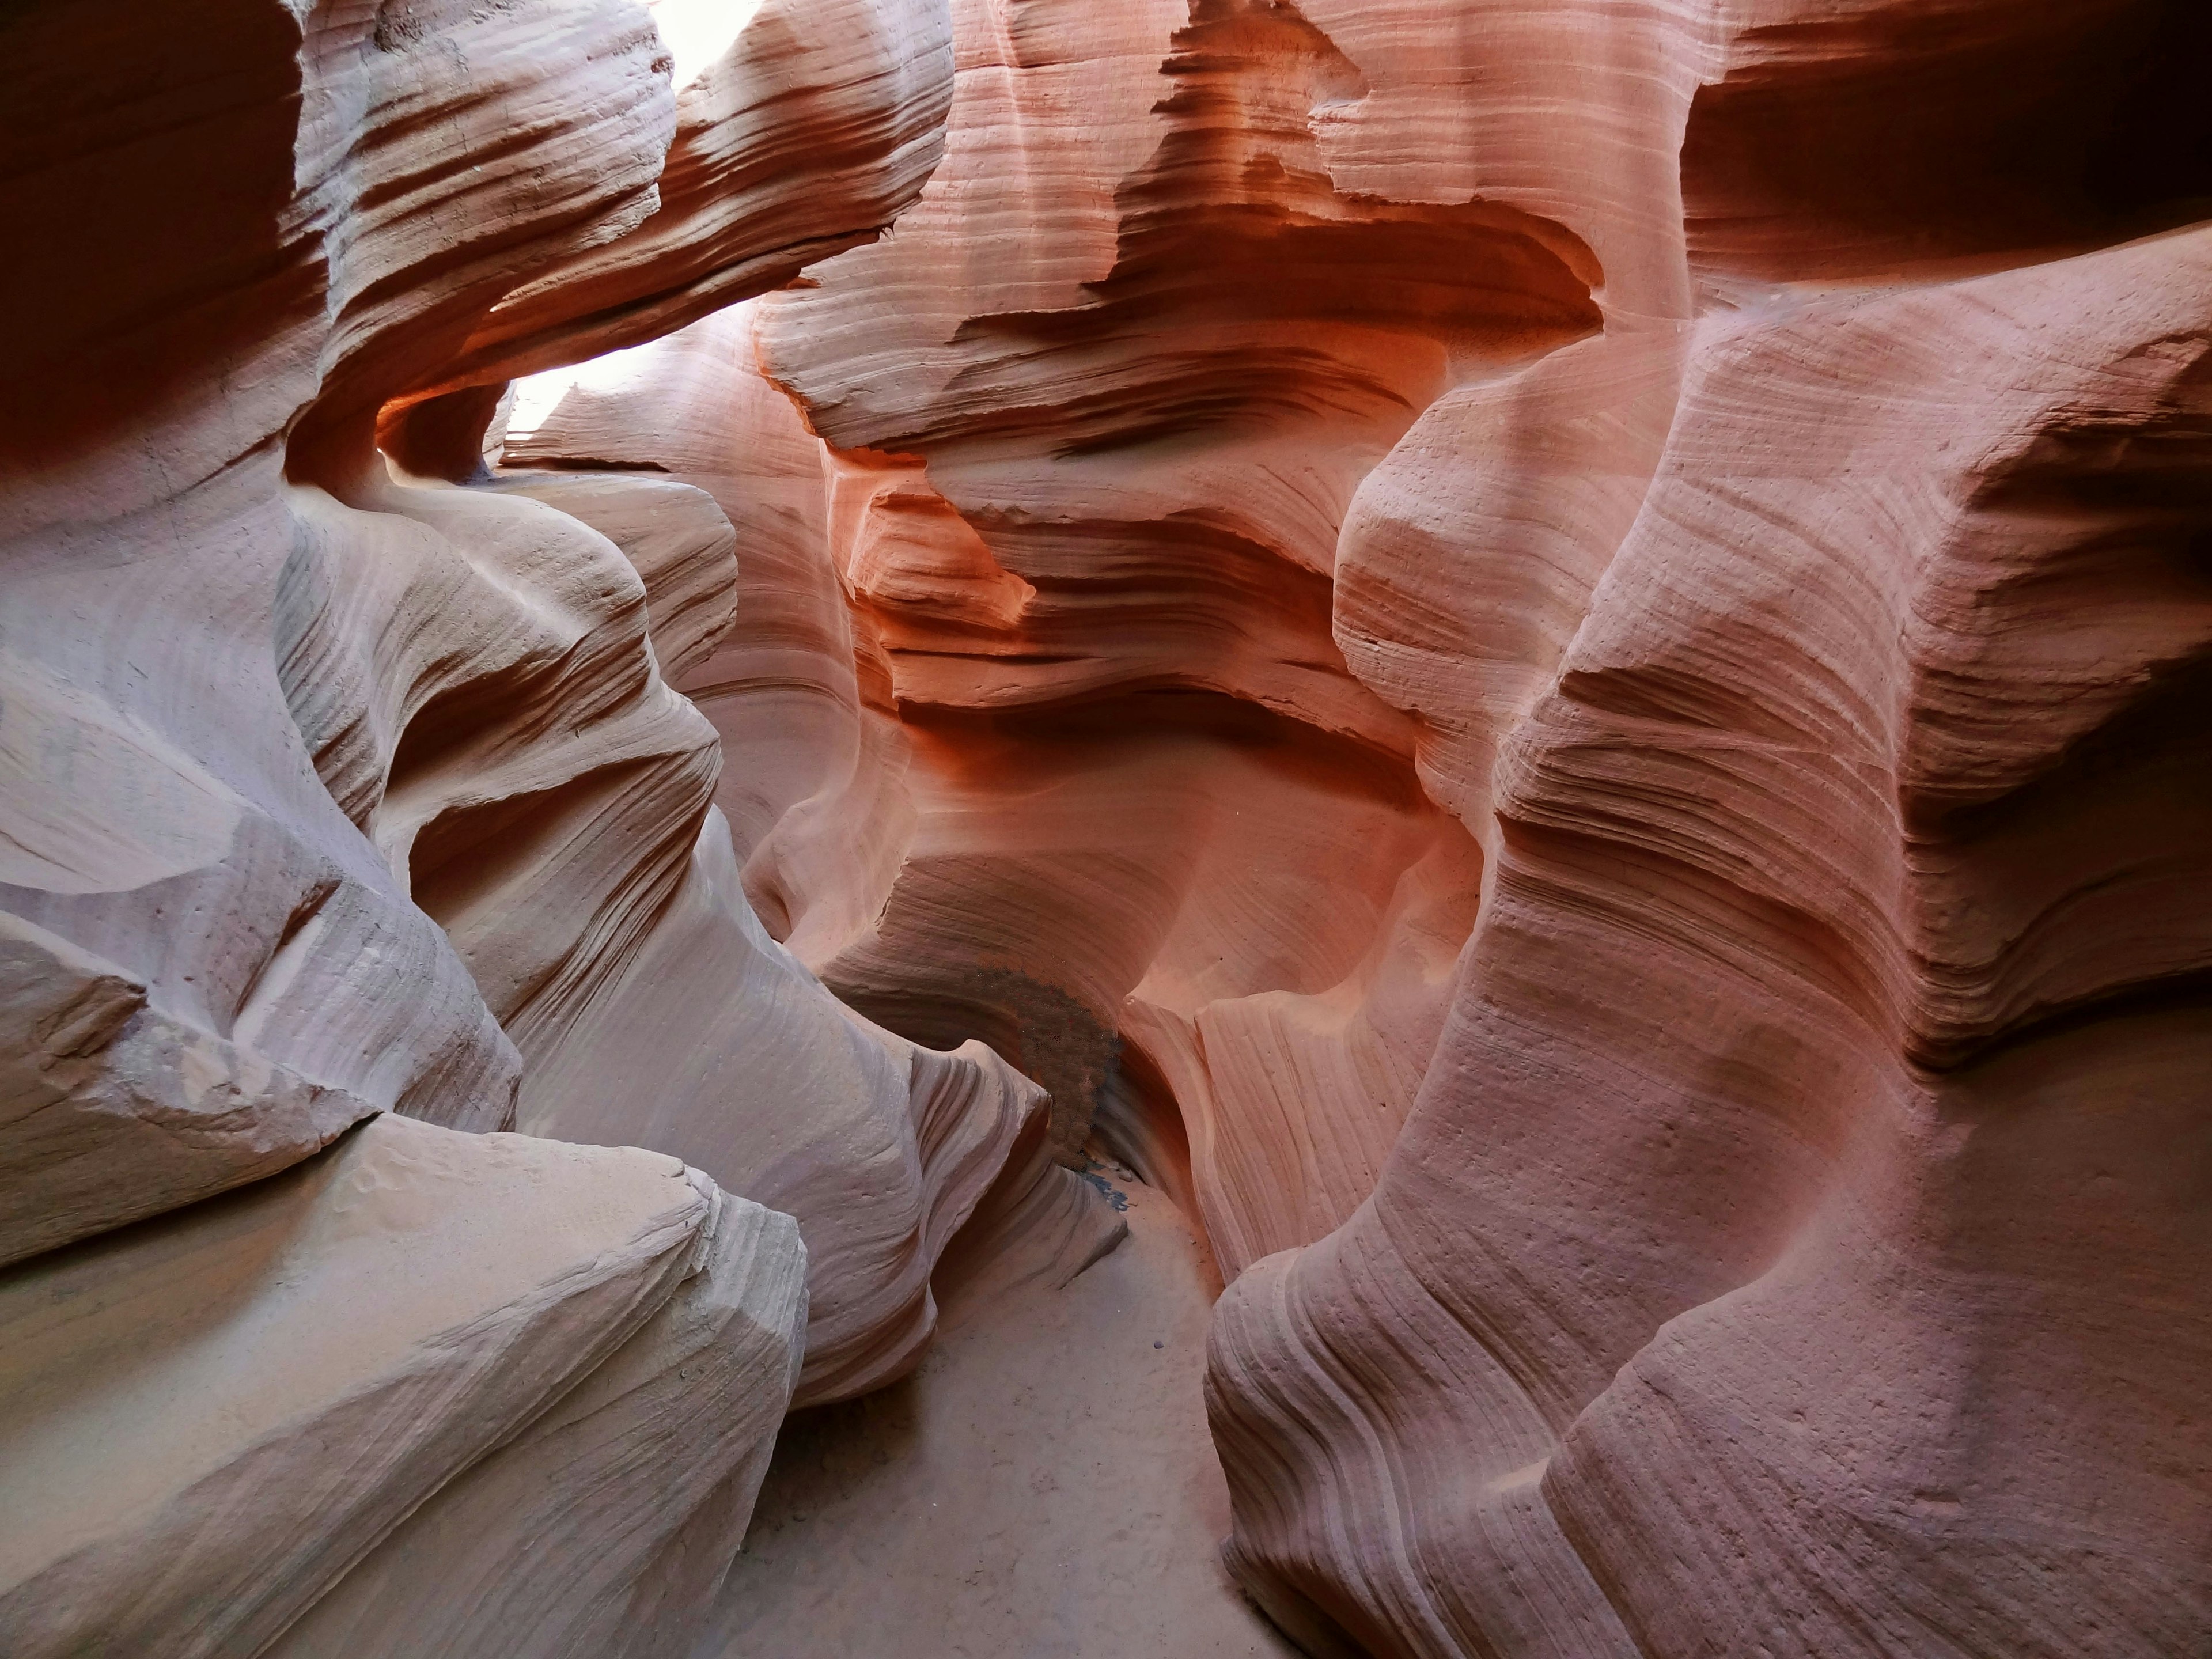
left=7, top=0, right=2208, bottom=1655
left=2, top=1114, right=801, bottom=1659
left=502, top=1, right=2212, bottom=1654
left=2, top=0, right=1112, bottom=1650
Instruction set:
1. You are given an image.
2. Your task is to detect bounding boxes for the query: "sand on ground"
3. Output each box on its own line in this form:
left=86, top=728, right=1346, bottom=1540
left=696, top=1170, right=1300, bottom=1658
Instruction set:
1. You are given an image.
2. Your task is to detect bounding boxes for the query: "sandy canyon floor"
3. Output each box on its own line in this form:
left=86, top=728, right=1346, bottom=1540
left=700, top=1172, right=1296, bottom=1658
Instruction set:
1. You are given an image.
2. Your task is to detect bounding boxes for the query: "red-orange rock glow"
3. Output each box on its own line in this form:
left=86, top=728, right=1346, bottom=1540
left=5, top=0, right=2207, bottom=1654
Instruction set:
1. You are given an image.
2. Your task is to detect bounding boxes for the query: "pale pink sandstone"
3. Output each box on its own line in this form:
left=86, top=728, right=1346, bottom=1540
left=541, top=2, right=2210, bottom=1654
left=0, top=0, right=1089, bottom=1649
left=5, top=0, right=2209, bottom=1654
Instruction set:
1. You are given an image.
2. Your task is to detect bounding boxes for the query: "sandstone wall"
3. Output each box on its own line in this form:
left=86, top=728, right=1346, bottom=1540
left=502, top=2, right=2212, bottom=1654
left=0, top=0, right=1112, bottom=1649
left=5, top=0, right=2206, bottom=1655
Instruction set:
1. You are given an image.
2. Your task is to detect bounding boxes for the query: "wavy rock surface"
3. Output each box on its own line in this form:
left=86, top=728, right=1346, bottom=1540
left=1210, top=229, right=2212, bottom=1659
left=261, top=1152, right=806, bottom=1659
left=497, top=2, right=2212, bottom=1656
left=0, top=0, right=1025, bottom=1647
left=9, top=0, right=2209, bottom=1653
left=416, top=0, right=957, bottom=393
left=512, top=0, right=1559, bottom=1263
left=0, top=911, right=370, bottom=1268
left=0, top=1113, right=800, bottom=1659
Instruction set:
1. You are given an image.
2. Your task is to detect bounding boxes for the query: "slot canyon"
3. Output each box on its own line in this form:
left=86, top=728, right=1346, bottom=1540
left=3, top=0, right=2208, bottom=1654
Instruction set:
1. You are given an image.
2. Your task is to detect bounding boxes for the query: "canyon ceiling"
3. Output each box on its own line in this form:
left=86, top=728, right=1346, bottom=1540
left=2, top=0, right=2207, bottom=1656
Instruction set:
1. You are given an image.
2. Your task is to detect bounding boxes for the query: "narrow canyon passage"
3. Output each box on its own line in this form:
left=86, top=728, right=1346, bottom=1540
left=704, top=1173, right=1294, bottom=1658
left=3, top=1, right=2209, bottom=1657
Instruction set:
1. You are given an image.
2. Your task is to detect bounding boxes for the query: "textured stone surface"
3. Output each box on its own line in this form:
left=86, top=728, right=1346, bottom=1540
left=413, top=0, right=957, bottom=393
left=0, top=1114, right=791, bottom=1659
left=0, top=0, right=1004, bottom=1650
left=0, top=911, right=370, bottom=1268
left=504, top=3, right=2211, bottom=1656
left=699, top=1165, right=1285, bottom=1658
left=262, top=1162, right=806, bottom=1659
left=7, top=0, right=2210, bottom=1653
left=1209, top=233, right=2212, bottom=1658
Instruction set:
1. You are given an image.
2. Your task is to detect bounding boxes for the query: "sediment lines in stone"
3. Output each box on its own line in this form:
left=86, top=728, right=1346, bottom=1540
left=2, top=0, right=1090, bottom=1649
left=6, top=0, right=2208, bottom=1654
left=507, top=2, right=2212, bottom=1655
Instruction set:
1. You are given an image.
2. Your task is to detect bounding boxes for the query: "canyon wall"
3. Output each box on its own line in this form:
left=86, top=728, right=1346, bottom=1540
left=1, top=1, right=1120, bottom=1652
left=505, top=0, right=2212, bottom=1654
left=5, top=0, right=2207, bottom=1656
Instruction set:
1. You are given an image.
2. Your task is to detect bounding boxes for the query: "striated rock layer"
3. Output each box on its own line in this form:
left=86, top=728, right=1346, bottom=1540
left=7, top=0, right=2210, bottom=1654
left=497, top=1, right=2212, bottom=1656
left=1210, top=225, right=2212, bottom=1659
left=0, top=1113, right=802, bottom=1659
left=1, top=0, right=1107, bottom=1650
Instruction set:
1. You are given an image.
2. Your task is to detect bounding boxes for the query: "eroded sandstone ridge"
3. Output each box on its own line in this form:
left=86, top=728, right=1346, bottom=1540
left=503, top=1, right=2212, bottom=1655
left=5, top=0, right=2209, bottom=1655
left=2, top=1, right=1126, bottom=1652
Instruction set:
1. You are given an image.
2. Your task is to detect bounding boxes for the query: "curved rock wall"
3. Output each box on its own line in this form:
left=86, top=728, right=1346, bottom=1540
left=499, top=1, right=2212, bottom=1655
left=6, top=0, right=2207, bottom=1654
left=1, top=0, right=1109, bottom=1648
